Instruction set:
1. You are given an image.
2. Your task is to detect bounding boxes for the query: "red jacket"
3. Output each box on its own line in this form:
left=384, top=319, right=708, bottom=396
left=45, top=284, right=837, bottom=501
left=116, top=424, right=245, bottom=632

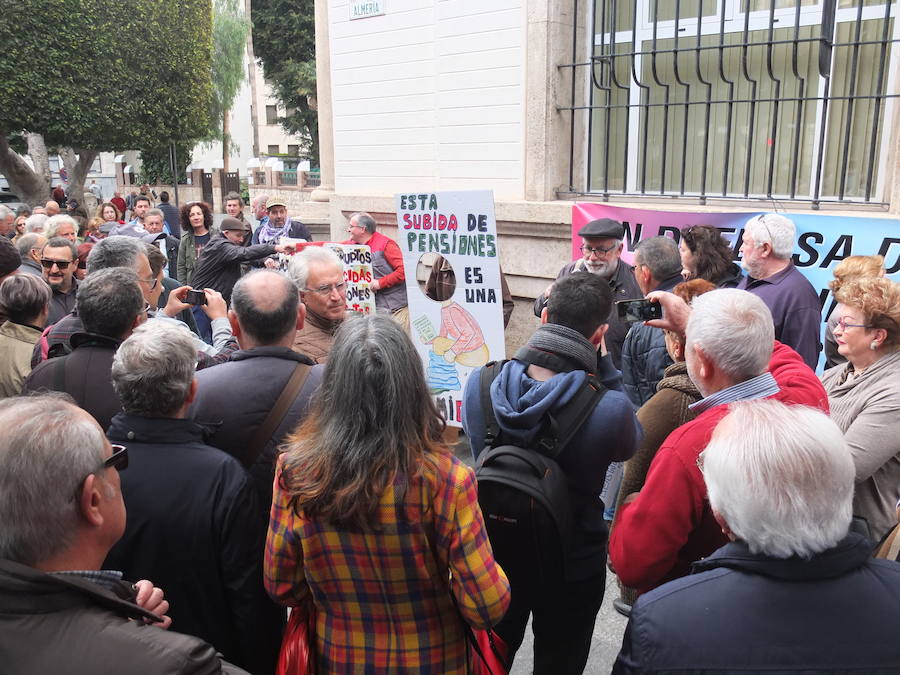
left=609, top=341, right=828, bottom=594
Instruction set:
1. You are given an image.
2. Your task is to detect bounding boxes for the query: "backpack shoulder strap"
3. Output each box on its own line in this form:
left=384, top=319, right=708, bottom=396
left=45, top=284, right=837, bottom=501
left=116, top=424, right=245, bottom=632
left=241, top=363, right=311, bottom=467
left=535, top=374, right=607, bottom=459
left=480, top=360, right=508, bottom=449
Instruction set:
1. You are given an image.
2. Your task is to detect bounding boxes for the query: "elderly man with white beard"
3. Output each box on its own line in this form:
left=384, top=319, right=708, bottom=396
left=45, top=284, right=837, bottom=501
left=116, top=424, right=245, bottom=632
left=533, top=218, right=642, bottom=369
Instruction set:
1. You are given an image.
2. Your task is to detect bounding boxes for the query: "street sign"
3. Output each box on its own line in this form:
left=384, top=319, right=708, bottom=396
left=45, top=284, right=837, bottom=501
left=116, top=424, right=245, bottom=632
left=350, top=0, right=384, bottom=20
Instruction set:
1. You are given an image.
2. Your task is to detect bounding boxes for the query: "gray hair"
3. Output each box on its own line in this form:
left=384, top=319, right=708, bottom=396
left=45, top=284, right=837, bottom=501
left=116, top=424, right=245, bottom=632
left=42, top=236, right=77, bottom=260
left=24, top=213, right=48, bottom=233
left=744, top=213, right=796, bottom=259
left=76, top=267, right=144, bottom=338
left=224, top=191, right=242, bottom=204
left=15, top=233, right=46, bottom=259
left=44, top=214, right=78, bottom=238
left=685, top=289, right=774, bottom=382
left=145, top=208, right=164, bottom=221
left=634, top=236, right=682, bottom=281
left=0, top=274, right=51, bottom=324
left=231, top=270, right=299, bottom=344
left=86, top=236, right=145, bottom=274
left=279, top=314, right=446, bottom=528
left=700, top=399, right=854, bottom=559
left=0, top=205, right=11, bottom=220
left=288, top=246, right=343, bottom=291
left=0, top=395, right=107, bottom=565
left=112, top=319, right=197, bottom=417
left=350, top=212, right=377, bottom=234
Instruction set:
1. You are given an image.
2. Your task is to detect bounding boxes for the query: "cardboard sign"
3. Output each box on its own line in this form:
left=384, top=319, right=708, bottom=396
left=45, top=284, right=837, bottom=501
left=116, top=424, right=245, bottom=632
left=396, top=191, right=505, bottom=427
left=323, top=243, right=377, bottom=314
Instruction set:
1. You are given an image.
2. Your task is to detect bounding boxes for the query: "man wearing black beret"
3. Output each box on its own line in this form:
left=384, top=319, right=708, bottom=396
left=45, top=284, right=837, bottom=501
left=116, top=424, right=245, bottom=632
left=533, top=217, right=641, bottom=369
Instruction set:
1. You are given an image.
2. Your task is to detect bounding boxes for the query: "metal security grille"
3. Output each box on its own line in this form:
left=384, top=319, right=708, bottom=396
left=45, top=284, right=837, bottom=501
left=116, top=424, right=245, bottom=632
left=561, top=0, right=899, bottom=206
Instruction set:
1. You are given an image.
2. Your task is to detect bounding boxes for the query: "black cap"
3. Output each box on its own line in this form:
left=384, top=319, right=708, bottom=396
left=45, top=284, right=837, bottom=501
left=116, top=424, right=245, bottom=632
left=577, top=218, right=625, bottom=240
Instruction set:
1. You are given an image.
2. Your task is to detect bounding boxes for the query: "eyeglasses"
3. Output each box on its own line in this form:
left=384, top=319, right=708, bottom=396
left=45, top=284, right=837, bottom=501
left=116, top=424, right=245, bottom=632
left=40, top=258, right=72, bottom=270
left=304, top=281, right=347, bottom=296
left=141, top=303, right=152, bottom=315
left=836, top=317, right=871, bottom=331
left=71, top=444, right=128, bottom=502
left=580, top=243, right=619, bottom=256
left=104, top=444, right=129, bottom=471
left=139, top=276, right=159, bottom=291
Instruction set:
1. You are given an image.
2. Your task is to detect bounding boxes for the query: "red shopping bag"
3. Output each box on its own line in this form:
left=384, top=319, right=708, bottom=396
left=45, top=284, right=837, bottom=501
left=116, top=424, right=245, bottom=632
left=276, top=605, right=317, bottom=675
left=469, top=627, right=509, bottom=675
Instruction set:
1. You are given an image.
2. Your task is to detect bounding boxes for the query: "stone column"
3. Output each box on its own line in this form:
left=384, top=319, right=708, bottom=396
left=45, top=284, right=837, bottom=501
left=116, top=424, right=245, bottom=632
left=311, top=0, right=336, bottom=203
left=523, top=0, right=587, bottom=201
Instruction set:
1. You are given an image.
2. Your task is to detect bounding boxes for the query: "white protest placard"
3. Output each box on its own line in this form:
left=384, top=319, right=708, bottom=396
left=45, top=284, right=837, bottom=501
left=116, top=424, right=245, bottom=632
left=323, top=243, right=377, bottom=314
left=395, top=190, right=505, bottom=427
left=280, top=239, right=377, bottom=315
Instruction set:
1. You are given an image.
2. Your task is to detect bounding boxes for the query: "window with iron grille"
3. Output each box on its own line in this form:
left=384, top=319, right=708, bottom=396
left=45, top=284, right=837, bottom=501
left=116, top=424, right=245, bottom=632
left=566, top=0, right=899, bottom=206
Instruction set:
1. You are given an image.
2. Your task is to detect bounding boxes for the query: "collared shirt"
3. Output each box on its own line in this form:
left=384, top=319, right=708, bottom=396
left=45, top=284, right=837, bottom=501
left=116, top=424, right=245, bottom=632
left=738, top=263, right=822, bottom=369
left=689, top=370, right=780, bottom=415
left=52, top=569, right=124, bottom=591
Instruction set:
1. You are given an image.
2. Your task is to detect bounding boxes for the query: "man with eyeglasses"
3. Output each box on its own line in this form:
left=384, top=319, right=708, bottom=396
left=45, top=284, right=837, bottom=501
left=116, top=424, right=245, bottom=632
left=534, top=218, right=642, bottom=369
left=737, top=213, right=821, bottom=369
left=344, top=211, right=409, bottom=329
left=40, top=237, right=79, bottom=325
left=0, top=396, right=250, bottom=674
left=288, top=246, right=347, bottom=363
left=190, top=217, right=294, bottom=305
left=24, top=267, right=148, bottom=430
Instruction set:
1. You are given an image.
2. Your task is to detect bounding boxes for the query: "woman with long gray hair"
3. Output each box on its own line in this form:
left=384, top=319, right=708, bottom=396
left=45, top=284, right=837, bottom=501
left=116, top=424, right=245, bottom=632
left=265, top=315, right=510, bottom=673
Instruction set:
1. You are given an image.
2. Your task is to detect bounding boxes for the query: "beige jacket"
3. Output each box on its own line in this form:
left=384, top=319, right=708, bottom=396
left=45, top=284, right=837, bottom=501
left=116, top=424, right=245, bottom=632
left=0, top=321, right=42, bottom=398
left=821, top=348, right=900, bottom=541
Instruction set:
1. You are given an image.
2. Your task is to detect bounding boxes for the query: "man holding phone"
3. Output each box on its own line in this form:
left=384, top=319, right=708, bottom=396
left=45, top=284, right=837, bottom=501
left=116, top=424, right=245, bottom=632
left=533, top=218, right=641, bottom=369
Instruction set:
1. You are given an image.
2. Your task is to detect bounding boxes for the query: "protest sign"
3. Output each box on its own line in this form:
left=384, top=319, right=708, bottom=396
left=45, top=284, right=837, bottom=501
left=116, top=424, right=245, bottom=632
left=323, top=243, right=376, bottom=314
left=396, top=191, right=505, bottom=427
left=572, top=203, right=900, bottom=369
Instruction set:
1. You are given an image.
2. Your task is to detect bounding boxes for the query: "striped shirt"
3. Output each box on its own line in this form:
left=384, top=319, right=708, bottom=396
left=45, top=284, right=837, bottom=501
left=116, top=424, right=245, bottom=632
left=265, top=450, right=510, bottom=674
left=689, top=371, right=780, bottom=415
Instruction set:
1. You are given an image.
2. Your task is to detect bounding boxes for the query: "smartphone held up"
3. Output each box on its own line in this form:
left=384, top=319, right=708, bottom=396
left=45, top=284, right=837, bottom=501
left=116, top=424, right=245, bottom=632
left=616, top=298, right=662, bottom=323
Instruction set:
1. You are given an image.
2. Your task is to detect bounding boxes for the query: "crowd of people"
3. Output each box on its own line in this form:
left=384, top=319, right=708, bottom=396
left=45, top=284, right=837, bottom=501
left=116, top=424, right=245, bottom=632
left=0, top=201, right=899, bottom=675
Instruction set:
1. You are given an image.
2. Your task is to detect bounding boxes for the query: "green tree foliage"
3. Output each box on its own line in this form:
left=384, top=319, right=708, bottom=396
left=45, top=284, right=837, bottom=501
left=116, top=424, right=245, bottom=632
left=207, top=0, right=249, bottom=170
left=138, top=141, right=195, bottom=185
left=0, top=0, right=213, bottom=202
left=252, top=0, right=318, bottom=165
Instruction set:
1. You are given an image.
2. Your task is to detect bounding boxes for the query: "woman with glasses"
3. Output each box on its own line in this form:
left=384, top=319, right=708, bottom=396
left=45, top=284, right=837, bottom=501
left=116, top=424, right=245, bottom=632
left=823, top=255, right=885, bottom=369
left=265, top=315, right=510, bottom=674
left=820, top=276, right=900, bottom=542
left=677, top=225, right=743, bottom=288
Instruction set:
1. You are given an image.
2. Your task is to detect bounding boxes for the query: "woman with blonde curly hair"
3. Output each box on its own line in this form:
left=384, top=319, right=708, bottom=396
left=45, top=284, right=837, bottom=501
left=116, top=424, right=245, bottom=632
left=823, top=255, right=885, bottom=368
left=820, top=276, right=900, bottom=541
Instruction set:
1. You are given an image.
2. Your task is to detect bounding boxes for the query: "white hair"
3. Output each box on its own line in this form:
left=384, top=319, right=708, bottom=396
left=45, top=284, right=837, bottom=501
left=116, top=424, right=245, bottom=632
left=44, top=214, right=78, bottom=238
left=701, top=399, right=854, bottom=559
left=744, top=213, right=796, bottom=259
left=288, top=246, right=343, bottom=291
left=112, top=319, right=197, bottom=417
left=686, top=289, right=774, bottom=382
left=24, top=213, right=48, bottom=233
left=0, top=205, right=11, bottom=219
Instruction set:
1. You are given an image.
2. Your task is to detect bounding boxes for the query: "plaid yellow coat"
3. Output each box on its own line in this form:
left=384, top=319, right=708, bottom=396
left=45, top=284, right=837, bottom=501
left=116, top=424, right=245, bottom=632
left=265, top=450, right=511, bottom=674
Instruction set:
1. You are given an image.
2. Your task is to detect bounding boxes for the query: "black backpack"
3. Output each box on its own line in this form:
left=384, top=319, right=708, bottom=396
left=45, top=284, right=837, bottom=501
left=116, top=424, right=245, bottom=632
left=475, top=360, right=606, bottom=582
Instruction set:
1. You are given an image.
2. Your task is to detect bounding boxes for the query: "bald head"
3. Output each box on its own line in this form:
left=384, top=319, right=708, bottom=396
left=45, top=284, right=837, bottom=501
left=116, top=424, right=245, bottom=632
left=45, top=201, right=60, bottom=217
left=230, top=270, right=302, bottom=347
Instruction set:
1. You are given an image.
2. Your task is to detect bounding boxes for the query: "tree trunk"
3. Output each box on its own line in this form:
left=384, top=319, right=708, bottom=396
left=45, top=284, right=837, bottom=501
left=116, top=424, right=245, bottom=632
left=0, top=134, right=49, bottom=205
left=222, top=107, right=230, bottom=173
left=26, top=133, right=52, bottom=191
left=245, top=0, right=260, bottom=157
left=58, top=147, right=98, bottom=206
